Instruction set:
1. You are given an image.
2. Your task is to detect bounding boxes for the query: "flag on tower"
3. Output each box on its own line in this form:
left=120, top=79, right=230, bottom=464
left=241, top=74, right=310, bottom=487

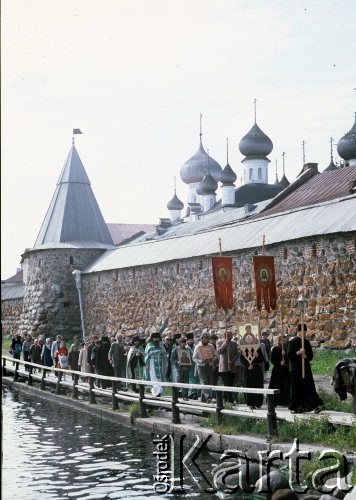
left=73, top=129, right=83, bottom=135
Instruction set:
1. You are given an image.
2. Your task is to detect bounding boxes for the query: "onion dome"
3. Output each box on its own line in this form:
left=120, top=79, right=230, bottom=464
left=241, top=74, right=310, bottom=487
left=337, top=115, right=356, bottom=161
left=239, top=123, right=273, bottom=157
left=197, top=171, right=218, bottom=195
left=220, top=163, right=237, bottom=186
left=167, top=192, right=184, bottom=210
left=279, top=174, right=290, bottom=188
left=180, top=142, right=222, bottom=184
left=324, top=159, right=337, bottom=172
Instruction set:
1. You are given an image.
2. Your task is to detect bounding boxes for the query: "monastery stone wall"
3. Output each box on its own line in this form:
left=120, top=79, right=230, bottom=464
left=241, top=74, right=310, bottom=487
left=20, top=248, right=105, bottom=340
left=81, top=232, right=356, bottom=347
left=1, top=297, right=24, bottom=338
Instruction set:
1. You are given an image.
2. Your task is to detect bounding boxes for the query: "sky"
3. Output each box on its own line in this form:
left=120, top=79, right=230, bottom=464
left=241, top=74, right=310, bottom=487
left=1, top=0, right=356, bottom=279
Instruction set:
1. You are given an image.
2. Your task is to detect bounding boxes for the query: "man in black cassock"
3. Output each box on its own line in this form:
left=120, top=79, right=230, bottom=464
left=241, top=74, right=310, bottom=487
left=241, top=347, right=265, bottom=409
left=268, top=335, right=290, bottom=406
left=287, top=324, right=324, bottom=414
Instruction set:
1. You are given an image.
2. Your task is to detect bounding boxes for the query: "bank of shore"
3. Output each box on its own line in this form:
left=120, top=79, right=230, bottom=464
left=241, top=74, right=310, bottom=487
left=3, top=376, right=350, bottom=462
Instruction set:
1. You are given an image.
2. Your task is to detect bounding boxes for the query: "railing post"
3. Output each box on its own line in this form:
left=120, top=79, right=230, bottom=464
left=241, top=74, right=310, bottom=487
left=14, top=361, right=19, bottom=382
left=216, top=389, right=224, bottom=424
left=112, top=380, right=119, bottom=410
left=73, top=373, right=79, bottom=400
left=267, top=394, right=278, bottom=438
left=139, top=383, right=147, bottom=417
left=41, top=368, right=47, bottom=390
left=2, top=358, right=7, bottom=377
left=56, top=370, right=62, bottom=395
left=172, top=386, right=181, bottom=424
left=28, top=364, right=33, bottom=386
left=89, top=376, right=97, bottom=404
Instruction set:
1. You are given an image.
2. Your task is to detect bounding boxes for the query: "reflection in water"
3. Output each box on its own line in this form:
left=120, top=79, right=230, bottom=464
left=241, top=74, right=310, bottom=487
left=2, top=386, right=266, bottom=499
left=2, top=387, right=216, bottom=499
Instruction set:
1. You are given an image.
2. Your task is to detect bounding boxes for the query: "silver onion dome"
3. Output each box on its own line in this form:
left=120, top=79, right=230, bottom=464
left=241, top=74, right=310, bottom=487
left=180, top=143, right=222, bottom=184
left=220, top=163, right=237, bottom=186
left=197, top=171, right=218, bottom=195
left=337, top=116, right=356, bottom=161
left=239, top=123, right=273, bottom=157
left=167, top=192, right=184, bottom=210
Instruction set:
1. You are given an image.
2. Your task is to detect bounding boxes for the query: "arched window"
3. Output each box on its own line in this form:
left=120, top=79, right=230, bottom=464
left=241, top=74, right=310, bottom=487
left=69, top=256, right=74, bottom=265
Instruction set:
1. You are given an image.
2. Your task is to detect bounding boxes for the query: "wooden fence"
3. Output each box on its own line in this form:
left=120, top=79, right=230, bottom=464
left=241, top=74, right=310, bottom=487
left=2, top=355, right=280, bottom=438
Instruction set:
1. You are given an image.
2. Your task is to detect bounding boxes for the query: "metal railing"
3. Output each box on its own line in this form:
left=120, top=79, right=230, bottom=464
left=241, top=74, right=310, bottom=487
left=2, top=355, right=280, bottom=438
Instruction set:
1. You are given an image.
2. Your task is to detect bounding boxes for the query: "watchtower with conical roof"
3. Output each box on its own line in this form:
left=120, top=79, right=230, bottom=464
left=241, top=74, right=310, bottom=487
left=20, top=138, right=115, bottom=339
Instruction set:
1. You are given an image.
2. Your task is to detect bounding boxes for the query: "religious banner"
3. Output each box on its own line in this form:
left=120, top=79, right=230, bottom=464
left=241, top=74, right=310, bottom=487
left=211, top=256, right=233, bottom=311
left=253, top=256, right=277, bottom=312
left=239, top=323, right=260, bottom=368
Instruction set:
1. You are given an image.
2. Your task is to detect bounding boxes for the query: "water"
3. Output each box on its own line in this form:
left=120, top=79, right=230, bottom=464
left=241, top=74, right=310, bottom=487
left=2, top=386, right=235, bottom=499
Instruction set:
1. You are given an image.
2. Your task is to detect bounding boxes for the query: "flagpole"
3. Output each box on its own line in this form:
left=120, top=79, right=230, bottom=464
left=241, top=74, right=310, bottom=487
left=297, top=294, right=307, bottom=379
left=280, top=294, right=285, bottom=362
left=219, top=237, right=228, bottom=339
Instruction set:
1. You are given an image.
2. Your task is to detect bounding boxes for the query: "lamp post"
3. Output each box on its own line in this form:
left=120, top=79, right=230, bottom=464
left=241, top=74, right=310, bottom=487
left=297, top=294, right=308, bottom=379
left=73, top=269, right=86, bottom=343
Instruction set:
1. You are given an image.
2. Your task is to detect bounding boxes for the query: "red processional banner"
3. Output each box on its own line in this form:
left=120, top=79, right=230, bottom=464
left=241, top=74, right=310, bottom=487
left=253, top=256, right=277, bottom=312
left=211, top=256, right=233, bottom=311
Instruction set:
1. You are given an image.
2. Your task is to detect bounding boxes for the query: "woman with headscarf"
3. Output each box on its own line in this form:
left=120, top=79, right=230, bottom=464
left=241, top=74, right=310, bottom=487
left=126, top=336, right=145, bottom=392
left=144, top=332, right=167, bottom=397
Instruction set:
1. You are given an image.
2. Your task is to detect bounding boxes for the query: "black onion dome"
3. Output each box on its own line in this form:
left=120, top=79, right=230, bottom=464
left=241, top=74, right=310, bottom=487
left=239, top=123, right=273, bottom=157
left=337, top=116, right=356, bottom=161
left=180, top=142, right=222, bottom=184
left=198, top=172, right=218, bottom=195
left=220, top=163, right=237, bottom=186
left=279, top=174, right=290, bottom=188
left=167, top=192, right=184, bottom=210
left=324, top=159, right=337, bottom=172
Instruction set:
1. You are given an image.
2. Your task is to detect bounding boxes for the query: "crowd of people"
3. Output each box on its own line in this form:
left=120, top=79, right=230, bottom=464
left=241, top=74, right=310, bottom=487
left=9, top=323, right=324, bottom=414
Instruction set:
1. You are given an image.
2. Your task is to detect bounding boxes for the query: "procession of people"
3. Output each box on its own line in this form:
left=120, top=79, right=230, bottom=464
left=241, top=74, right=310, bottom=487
left=8, top=321, right=325, bottom=414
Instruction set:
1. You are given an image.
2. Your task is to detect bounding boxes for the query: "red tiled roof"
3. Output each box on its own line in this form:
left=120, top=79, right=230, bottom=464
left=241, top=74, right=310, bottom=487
left=107, top=223, right=156, bottom=246
left=260, top=168, right=356, bottom=217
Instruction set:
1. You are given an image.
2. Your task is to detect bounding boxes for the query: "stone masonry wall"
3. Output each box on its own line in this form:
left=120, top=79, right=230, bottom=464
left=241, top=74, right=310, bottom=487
left=81, top=233, right=356, bottom=347
left=1, top=297, right=24, bottom=338
left=20, top=248, right=106, bottom=340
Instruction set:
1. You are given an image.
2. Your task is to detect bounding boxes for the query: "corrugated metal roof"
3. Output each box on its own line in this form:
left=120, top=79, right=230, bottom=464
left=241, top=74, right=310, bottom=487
left=1, top=283, right=25, bottom=300
left=149, top=199, right=270, bottom=240
left=83, top=195, right=356, bottom=273
left=2, top=269, right=23, bottom=283
left=261, top=167, right=356, bottom=217
left=34, top=144, right=114, bottom=249
left=107, top=223, right=156, bottom=245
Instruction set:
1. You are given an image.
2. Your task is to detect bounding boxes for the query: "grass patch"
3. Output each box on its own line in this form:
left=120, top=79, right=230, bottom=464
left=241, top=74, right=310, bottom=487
left=311, top=349, right=355, bottom=376
left=318, top=388, right=353, bottom=414
left=129, top=402, right=140, bottom=422
left=300, top=453, right=356, bottom=490
left=202, top=413, right=355, bottom=452
left=2, top=337, right=12, bottom=353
